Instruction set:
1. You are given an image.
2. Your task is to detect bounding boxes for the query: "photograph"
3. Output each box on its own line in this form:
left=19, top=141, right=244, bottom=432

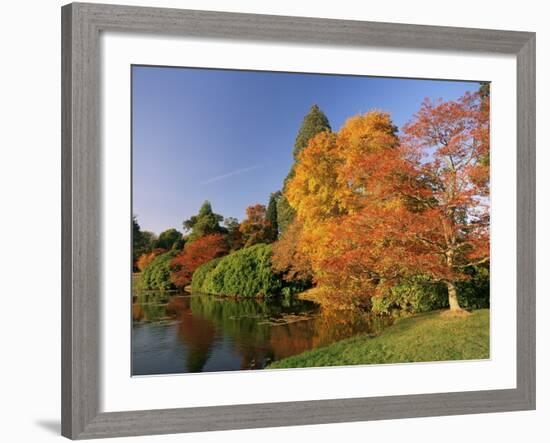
left=131, top=66, right=491, bottom=376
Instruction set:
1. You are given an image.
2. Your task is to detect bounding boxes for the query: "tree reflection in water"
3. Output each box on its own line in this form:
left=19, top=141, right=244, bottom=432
left=132, top=292, right=392, bottom=374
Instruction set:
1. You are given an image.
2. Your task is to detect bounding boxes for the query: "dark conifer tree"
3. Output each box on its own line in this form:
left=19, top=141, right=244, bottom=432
left=266, top=191, right=281, bottom=241
left=278, top=105, right=331, bottom=234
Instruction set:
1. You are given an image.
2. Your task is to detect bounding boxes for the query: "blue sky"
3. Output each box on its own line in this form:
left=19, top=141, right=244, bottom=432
left=132, top=66, right=480, bottom=235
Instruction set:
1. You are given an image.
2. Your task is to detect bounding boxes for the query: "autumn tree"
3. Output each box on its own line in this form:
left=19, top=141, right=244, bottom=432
left=170, top=233, right=229, bottom=288
left=285, top=111, right=400, bottom=308
left=285, top=94, right=489, bottom=312
left=396, top=92, right=490, bottom=311
left=183, top=201, right=226, bottom=242
left=286, top=130, right=343, bottom=224
left=277, top=105, right=331, bottom=234
left=239, top=204, right=273, bottom=247
left=271, top=218, right=312, bottom=282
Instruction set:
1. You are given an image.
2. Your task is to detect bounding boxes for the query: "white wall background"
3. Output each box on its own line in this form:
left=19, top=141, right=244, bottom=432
left=0, top=1, right=545, bottom=442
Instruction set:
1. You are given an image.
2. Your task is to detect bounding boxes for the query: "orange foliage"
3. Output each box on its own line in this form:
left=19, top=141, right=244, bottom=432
left=271, top=219, right=312, bottom=282
left=284, top=96, right=489, bottom=309
left=170, top=234, right=229, bottom=288
left=239, top=204, right=273, bottom=247
left=136, top=248, right=167, bottom=272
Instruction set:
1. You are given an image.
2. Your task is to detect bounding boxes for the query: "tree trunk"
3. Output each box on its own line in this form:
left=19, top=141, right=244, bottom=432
left=446, top=281, right=462, bottom=311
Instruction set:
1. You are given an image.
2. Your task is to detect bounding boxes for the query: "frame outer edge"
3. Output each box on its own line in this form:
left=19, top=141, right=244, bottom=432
left=62, top=2, right=103, bottom=439
left=61, top=2, right=537, bottom=439
left=73, top=389, right=525, bottom=439
left=61, top=2, right=74, bottom=439
left=74, top=2, right=531, bottom=53
left=516, top=34, right=536, bottom=409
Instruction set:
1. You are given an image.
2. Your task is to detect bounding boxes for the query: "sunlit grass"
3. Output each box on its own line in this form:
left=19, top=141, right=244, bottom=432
left=268, top=309, right=489, bottom=368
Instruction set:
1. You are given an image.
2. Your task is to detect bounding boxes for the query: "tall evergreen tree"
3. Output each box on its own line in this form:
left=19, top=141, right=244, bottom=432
left=266, top=191, right=281, bottom=241
left=293, top=104, right=331, bottom=160
left=278, top=105, right=331, bottom=234
left=275, top=197, right=295, bottom=236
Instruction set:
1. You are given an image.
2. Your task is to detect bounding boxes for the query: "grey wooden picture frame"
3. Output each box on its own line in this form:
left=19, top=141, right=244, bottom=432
left=61, top=2, right=536, bottom=439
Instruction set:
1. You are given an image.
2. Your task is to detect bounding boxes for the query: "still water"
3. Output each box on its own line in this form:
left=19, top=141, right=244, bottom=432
left=132, top=292, right=391, bottom=375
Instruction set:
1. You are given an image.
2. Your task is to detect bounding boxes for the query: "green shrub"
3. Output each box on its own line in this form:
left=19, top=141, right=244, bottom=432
left=455, top=265, right=490, bottom=310
left=136, top=250, right=178, bottom=291
left=199, top=244, right=280, bottom=297
left=193, top=244, right=307, bottom=297
left=372, top=277, right=447, bottom=315
left=191, top=257, right=223, bottom=292
left=372, top=266, right=490, bottom=314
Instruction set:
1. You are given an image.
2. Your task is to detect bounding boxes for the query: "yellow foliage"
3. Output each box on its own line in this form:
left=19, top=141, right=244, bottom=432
left=283, top=111, right=400, bottom=307
left=286, top=131, right=342, bottom=225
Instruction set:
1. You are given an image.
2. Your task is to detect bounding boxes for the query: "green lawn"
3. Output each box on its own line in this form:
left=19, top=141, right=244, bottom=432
left=268, top=309, right=490, bottom=369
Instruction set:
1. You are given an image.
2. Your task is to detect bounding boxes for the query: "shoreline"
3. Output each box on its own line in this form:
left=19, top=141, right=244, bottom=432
left=268, top=309, right=490, bottom=369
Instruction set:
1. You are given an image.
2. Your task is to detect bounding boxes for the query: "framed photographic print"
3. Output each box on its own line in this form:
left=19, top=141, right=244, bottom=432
left=61, top=2, right=536, bottom=439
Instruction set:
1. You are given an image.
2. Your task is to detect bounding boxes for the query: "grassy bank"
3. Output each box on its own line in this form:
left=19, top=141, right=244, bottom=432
left=268, top=309, right=489, bottom=369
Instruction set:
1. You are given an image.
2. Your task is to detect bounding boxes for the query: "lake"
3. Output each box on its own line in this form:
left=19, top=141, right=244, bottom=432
left=132, top=292, right=392, bottom=375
